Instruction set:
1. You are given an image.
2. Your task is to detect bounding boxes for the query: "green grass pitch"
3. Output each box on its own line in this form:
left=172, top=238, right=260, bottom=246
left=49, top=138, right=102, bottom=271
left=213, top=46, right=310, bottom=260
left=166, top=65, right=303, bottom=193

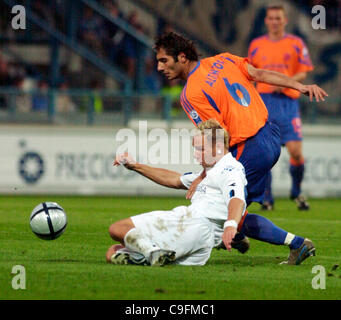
left=1, top=195, right=340, bottom=300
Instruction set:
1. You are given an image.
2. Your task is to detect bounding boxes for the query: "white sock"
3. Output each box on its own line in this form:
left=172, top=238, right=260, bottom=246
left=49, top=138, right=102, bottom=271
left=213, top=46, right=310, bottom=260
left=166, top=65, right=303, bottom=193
left=124, top=228, right=159, bottom=261
left=284, top=232, right=295, bottom=246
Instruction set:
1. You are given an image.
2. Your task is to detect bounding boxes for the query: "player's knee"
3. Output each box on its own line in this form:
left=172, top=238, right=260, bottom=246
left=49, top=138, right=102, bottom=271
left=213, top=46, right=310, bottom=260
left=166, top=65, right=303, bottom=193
left=287, top=145, right=304, bottom=163
left=290, top=153, right=304, bottom=164
left=108, top=222, right=121, bottom=240
left=108, top=219, right=134, bottom=242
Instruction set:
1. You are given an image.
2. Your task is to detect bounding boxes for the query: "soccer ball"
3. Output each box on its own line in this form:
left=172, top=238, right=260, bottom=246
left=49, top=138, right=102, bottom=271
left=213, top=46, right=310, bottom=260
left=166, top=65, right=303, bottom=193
left=30, top=202, right=67, bottom=240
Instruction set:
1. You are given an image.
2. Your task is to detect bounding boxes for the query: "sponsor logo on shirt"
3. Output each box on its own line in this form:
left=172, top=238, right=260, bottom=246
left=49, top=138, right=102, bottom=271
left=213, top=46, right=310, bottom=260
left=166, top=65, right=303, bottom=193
left=221, top=166, right=235, bottom=174
left=196, top=185, right=207, bottom=193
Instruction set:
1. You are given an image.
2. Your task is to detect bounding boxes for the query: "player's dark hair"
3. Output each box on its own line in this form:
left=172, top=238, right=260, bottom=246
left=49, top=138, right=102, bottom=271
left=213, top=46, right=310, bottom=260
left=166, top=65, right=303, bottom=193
left=154, top=32, right=199, bottom=62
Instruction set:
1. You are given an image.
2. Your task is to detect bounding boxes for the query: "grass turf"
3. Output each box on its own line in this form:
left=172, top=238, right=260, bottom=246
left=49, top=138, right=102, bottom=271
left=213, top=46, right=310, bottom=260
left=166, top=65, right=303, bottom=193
left=0, top=195, right=340, bottom=300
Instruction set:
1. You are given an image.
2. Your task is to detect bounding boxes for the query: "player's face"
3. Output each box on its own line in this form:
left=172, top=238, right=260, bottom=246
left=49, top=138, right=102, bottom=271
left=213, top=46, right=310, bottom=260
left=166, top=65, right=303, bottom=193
left=156, top=48, right=183, bottom=80
left=265, top=9, right=288, bottom=35
left=193, top=134, right=217, bottom=167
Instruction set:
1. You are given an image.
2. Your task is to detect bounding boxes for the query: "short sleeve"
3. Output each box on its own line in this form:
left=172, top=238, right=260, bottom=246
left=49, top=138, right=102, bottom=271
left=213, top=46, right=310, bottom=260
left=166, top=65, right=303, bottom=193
left=219, top=52, right=253, bottom=81
left=181, top=85, right=225, bottom=127
left=296, top=39, right=314, bottom=73
left=247, top=40, right=258, bottom=65
left=180, top=171, right=201, bottom=189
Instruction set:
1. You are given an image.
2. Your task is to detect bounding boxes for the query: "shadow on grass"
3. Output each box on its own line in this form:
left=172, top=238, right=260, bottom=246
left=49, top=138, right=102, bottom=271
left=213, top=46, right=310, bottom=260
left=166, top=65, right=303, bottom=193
left=37, top=258, right=109, bottom=265
left=32, top=256, right=285, bottom=267
left=3, top=255, right=286, bottom=267
left=208, top=255, right=284, bottom=266
left=2, top=258, right=107, bottom=265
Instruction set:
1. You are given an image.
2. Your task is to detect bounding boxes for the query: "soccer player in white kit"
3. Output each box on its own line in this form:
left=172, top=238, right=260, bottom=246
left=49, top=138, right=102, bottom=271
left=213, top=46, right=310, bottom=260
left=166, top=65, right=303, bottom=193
left=107, top=119, right=315, bottom=266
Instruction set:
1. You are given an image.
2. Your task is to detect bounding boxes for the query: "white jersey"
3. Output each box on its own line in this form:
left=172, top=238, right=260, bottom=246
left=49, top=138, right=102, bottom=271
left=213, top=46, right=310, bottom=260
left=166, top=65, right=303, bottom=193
left=125, top=153, right=248, bottom=266
left=180, top=153, right=247, bottom=223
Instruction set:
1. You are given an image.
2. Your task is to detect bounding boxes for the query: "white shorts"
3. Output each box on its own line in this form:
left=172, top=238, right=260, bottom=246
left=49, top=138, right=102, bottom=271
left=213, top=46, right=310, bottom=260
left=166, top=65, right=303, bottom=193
left=130, top=206, right=215, bottom=266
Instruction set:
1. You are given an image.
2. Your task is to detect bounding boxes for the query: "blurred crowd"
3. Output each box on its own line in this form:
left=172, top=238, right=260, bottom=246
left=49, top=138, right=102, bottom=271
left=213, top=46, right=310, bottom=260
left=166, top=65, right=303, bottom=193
left=0, top=51, right=76, bottom=114
left=78, top=0, right=170, bottom=92
left=0, top=0, right=183, bottom=115
left=2, top=0, right=339, bottom=116
left=0, top=0, right=165, bottom=89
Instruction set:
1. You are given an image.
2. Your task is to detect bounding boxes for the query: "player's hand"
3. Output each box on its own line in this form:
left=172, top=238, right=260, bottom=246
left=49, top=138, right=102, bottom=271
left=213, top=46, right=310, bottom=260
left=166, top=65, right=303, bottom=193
left=113, top=152, right=136, bottom=170
left=299, top=84, right=328, bottom=102
left=222, top=227, right=237, bottom=252
left=186, top=170, right=206, bottom=200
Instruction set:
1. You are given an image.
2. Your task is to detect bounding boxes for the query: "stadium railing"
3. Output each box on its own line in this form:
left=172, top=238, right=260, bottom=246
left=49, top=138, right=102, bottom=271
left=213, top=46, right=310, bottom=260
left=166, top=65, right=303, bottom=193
left=0, top=87, right=173, bottom=126
left=0, top=86, right=340, bottom=126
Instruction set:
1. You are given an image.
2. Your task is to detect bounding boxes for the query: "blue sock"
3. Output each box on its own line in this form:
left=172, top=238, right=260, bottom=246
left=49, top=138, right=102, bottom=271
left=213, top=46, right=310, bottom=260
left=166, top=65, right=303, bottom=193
left=241, top=213, right=304, bottom=249
left=289, top=162, right=304, bottom=198
left=263, top=171, right=274, bottom=204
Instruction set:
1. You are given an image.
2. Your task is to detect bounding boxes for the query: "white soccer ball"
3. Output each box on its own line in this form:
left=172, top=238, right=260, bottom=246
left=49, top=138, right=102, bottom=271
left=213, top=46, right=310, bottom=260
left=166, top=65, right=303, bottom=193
left=29, top=202, right=67, bottom=240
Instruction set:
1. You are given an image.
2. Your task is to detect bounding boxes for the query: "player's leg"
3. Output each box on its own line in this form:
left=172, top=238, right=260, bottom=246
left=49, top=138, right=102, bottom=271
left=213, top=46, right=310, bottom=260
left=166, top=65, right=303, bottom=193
left=231, top=120, right=281, bottom=205
left=281, top=98, right=309, bottom=210
left=108, top=214, right=174, bottom=266
left=258, top=93, right=284, bottom=210
left=175, top=247, right=212, bottom=266
left=106, top=244, right=125, bottom=262
left=261, top=171, right=274, bottom=211
left=286, top=140, right=304, bottom=198
left=108, top=219, right=152, bottom=265
left=106, top=244, right=149, bottom=265
left=286, top=140, right=309, bottom=210
left=130, top=207, right=214, bottom=266
left=172, top=216, right=215, bottom=266
left=123, top=206, right=211, bottom=266
left=240, top=213, right=315, bottom=265
left=230, top=120, right=281, bottom=251
left=241, top=213, right=304, bottom=247
left=108, top=218, right=135, bottom=244
left=123, top=225, right=174, bottom=266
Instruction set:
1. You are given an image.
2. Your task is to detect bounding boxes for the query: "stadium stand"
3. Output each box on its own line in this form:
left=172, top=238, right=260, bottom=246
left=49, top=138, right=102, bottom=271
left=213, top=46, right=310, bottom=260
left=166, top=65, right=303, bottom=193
left=0, top=0, right=340, bottom=200
left=0, top=0, right=340, bottom=125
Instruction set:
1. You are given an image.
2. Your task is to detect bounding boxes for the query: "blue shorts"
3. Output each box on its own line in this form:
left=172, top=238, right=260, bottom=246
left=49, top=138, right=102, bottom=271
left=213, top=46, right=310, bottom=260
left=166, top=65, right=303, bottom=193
left=231, top=121, right=281, bottom=205
left=260, top=93, right=302, bottom=145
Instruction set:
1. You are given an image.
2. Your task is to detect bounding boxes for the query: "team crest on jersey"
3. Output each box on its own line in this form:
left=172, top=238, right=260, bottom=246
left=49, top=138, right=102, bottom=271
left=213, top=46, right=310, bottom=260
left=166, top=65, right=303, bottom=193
left=283, top=53, right=291, bottom=61
left=189, top=110, right=202, bottom=125
left=190, top=110, right=199, bottom=120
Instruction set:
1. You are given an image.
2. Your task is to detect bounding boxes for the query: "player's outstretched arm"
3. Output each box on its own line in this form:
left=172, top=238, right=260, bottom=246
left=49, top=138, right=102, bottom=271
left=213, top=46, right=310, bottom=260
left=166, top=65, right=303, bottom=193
left=113, top=152, right=186, bottom=189
left=247, top=63, right=328, bottom=102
